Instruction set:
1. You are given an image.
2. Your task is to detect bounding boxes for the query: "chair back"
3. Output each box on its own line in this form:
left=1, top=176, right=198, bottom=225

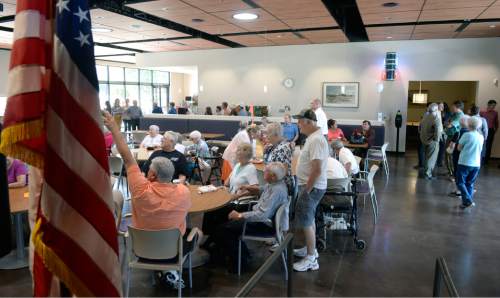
left=108, top=156, right=123, bottom=176
left=327, top=178, right=351, bottom=192
left=354, top=156, right=362, bottom=167
left=367, top=165, right=379, bottom=195
left=381, top=143, right=389, bottom=156
left=112, top=190, right=124, bottom=229
left=132, top=131, right=148, bottom=144
left=111, top=145, right=119, bottom=156
left=128, top=227, right=181, bottom=260
left=274, top=203, right=289, bottom=243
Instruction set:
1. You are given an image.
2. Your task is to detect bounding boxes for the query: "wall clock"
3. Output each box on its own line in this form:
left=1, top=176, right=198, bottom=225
left=283, top=77, right=294, bottom=89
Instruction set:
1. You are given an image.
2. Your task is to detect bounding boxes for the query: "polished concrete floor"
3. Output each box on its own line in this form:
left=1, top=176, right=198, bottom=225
left=1, top=153, right=500, bottom=296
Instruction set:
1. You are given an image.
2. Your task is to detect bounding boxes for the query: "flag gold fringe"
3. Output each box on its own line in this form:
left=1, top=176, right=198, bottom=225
left=0, top=119, right=44, bottom=169
left=32, top=218, right=93, bottom=297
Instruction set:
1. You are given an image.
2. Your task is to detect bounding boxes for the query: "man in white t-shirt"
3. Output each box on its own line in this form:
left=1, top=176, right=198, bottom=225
left=292, top=109, right=329, bottom=272
left=310, top=98, right=328, bottom=137
left=331, top=140, right=360, bottom=175
left=140, top=125, right=163, bottom=149
left=327, top=157, right=348, bottom=179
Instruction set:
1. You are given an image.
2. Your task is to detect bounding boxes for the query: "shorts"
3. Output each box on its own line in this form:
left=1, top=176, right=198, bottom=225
left=294, top=186, right=326, bottom=228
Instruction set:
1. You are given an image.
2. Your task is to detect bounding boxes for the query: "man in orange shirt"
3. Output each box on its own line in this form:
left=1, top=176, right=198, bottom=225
left=103, top=112, right=191, bottom=234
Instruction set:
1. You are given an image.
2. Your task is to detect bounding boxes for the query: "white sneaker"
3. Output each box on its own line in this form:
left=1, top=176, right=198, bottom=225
left=293, top=247, right=318, bottom=258
left=293, top=255, right=319, bottom=272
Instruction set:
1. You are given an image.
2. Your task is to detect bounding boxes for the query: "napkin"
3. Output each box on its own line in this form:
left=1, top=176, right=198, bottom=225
left=198, top=185, right=218, bottom=194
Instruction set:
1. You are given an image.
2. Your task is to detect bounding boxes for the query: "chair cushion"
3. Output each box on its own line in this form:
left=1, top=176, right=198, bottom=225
left=355, top=181, right=370, bottom=194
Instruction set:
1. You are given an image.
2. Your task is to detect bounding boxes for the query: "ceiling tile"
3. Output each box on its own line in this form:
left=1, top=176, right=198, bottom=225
left=182, top=0, right=252, bottom=12
left=191, top=23, right=247, bottom=34
left=94, top=46, right=133, bottom=56
left=259, top=32, right=310, bottom=45
left=140, top=29, right=190, bottom=39
left=299, top=30, right=347, bottom=43
left=418, top=7, right=485, bottom=21
left=413, top=24, right=461, bottom=33
left=93, top=34, right=125, bottom=44
left=233, top=20, right=290, bottom=31
left=368, top=34, right=411, bottom=41
left=97, top=55, right=137, bottom=64
left=254, top=0, right=331, bottom=19
left=126, top=0, right=193, bottom=12
left=222, top=35, right=275, bottom=46
left=357, top=0, right=424, bottom=14
left=423, top=0, right=495, bottom=10
left=0, top=2, right=16, bottom=17
left=175, top=38, right=228, bottom=49
left=153, top=10, right=229, bottom=27
left=282, top=17, right=337, bottom=29
left=212, top=8, right=279, bottom=23
left=367, top=26, right=413, bottom=41
left=361, top=10, right=421, bottom=25
left=476, top=5, right=500, bottom=19
left=411, top=32, right=457, bottom=40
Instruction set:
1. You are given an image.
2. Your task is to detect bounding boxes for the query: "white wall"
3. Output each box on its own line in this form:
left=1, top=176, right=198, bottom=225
left=137, top=38, right=500, bottom=155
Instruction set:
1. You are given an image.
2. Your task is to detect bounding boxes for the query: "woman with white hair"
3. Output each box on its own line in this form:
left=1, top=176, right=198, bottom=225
left=221, top=125, right=260, bottom=182
left=186, top=130, right=211, bottom=183
left=263, top=122, right=293, bottom=191
left=448, top=115, right=470, bottom=197
left=225, top=143, right=259, bottom=197
left=140, top=125, right=163, bottom=149
left=205, top=162, right=289, bottom=273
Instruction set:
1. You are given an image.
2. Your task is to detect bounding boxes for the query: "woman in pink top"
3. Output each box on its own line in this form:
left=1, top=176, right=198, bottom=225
left=327, top=119, right=345, bottom=142
left=6, top=157, right=28, bottom=188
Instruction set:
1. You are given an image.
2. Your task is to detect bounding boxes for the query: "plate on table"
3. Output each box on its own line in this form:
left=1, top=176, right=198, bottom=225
left=251, top=159, right=263, bottom=164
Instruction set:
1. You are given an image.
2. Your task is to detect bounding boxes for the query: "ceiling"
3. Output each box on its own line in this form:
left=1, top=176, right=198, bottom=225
left=0, top=0, right=499, bottom=64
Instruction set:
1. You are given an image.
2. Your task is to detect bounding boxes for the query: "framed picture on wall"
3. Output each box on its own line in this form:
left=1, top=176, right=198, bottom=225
left=408, top=90, right=429, bottom=106
left=322, top=82, right=359, bottom=108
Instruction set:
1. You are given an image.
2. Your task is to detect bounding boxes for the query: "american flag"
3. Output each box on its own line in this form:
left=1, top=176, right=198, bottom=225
left=0, top=0, right=121, bottom=296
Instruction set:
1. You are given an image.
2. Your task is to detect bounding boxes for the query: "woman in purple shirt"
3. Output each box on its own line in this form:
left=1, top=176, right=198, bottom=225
left=6, top=157, right=28, bottom=188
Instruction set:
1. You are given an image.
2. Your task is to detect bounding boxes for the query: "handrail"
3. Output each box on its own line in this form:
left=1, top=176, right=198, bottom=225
left=433, top=257, right=459, bottom=297
left=235, top=233, right=294, bottom=297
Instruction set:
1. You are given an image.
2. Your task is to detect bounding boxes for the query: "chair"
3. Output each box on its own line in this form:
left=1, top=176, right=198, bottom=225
left=112, top=190, right=124, bottom=229
left=126, top=227, right=199, bottom=298
left=237, top=203, right=289, bottom=279
left=109, top=156, right=124, bottom=190
left=364, top=143, right=389, bottom=177
left=132, top=131, right=148, bottom=147
left=356, top=165, right=379, bottom=225
left=204, top=152, right=223, bottom=185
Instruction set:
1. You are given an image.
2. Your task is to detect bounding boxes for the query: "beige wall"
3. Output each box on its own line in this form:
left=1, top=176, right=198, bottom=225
left=407, top=81, right=478, bottom=122
left=169, top=72, right=196, bottom=105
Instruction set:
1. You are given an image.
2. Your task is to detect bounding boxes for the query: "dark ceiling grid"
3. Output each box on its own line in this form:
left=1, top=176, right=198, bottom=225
left=408, top=0, right=427, bottom=41
left=321, top=0, right=369, bottom=42
left=451, top=0, right=499, bottom=38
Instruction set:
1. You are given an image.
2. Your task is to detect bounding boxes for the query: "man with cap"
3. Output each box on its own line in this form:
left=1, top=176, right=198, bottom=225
left=310, top=98, right=328, bottom=138
left=292, top=109, right=329, bottom=271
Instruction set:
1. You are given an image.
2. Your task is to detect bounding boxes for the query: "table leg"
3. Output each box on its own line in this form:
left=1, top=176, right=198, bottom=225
left=0, top=213, right=29, bottom=269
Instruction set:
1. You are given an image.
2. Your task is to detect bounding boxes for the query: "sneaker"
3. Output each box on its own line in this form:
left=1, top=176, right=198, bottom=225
left=163, top=271, right=185, bottom=289
left=459, top=202, right=476, bottom=209
left=448, top=191, right=461, bottom=197
left=293, top=247, right=318, bottom=258
left=293, top=255, right=319, bottom=272
left=269, top=243, right=279, bottom=253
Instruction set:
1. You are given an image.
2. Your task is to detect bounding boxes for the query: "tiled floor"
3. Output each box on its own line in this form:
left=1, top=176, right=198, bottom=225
left=1, top=153, right=500, bottom=296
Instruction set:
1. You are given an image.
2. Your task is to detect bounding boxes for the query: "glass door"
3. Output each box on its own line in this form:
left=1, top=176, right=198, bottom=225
left=153, top=86, right=169, bottom=110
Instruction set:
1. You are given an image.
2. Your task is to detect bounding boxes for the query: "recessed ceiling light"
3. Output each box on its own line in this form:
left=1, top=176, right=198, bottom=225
left=130, top=24, right=142, bottom=29
left=386, top=36, right=393, bottom=39
left=161, top=7, right=168, bottom=11
left=382, top=2, right=399, bottom=7
left=489, top=24, right=496, bottom=28
left=91, top=27, right=113, bottom=33
left=277, top=35, right=282, bottom=38
left=233, top=12, right=259, bottom=20
left=192, top=18, right=204, bottom=23
left=95, top=16, right=104, bottom=19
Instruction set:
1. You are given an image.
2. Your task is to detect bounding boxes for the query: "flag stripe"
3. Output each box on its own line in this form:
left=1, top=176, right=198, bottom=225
left=53, top=36, right=102, bottom=129
left=13, top=10, right=45, bottom=41
left=44, top=148, right=117, bottom=252
left=39, top=219, right=120, bottom=296
left=46, top=107, right=112, bottom=210
left=41, top=184, right=121, bottom=291
left=7, top=65, right=44, bottom=97
left=10, top=38, right=47, bottom=69
left=48, top=77, right=110, bottom=173
left=2, top=93, right=45, bottom=127
left=16, top=1, right=48, bottom=14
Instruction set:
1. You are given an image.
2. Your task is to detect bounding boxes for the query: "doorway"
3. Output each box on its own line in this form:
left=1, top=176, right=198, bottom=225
left=153, top=86, right=169, bottom=108
left=405, top=81, right=478, bottom=150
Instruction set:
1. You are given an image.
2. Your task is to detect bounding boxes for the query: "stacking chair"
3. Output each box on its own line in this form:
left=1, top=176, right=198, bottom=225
left=356, top=165, right=379, bottom=225
left=131, top=131, right=148, bottom=148
left=109, top=156, right=124, bottom=190
left=126, top=227, right=199, bottom=298
left=364, top=143, right=389, bottom=177
left=204, top=152, right=223, bottom=185
left=112, top=190, right=124, bottom=229
left=237, top=203, right=289, bottom=279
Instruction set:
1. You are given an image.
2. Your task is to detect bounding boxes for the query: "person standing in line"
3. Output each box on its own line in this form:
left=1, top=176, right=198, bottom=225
left=222, top=101, right=231, bottom=116
left=419, top=103, right=443, bottom=180
left=480, top=99, right=498, bottom=165
left=111, top=98, right=124, bottom=130
left=122, top=98, right=131, bottom=131
left=470, top=105, right=488, bottom=162
left=291, top=109, right=329, bottom=272
left=310, top=98, right=328, bottom=138
left=127, top=100, right=143, bottom=131
left=436, top=102, right=451, bottom=167
left=444, top=100, right=465, bottom=178
left=456, top=116, right=484, bottom=209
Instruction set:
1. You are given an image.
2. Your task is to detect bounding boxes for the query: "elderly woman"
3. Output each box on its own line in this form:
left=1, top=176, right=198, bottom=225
left=6, top=157, right=28, bottom=188
left=140, top=125, right=163, bottom=149
left=187, top=130, right=211, bottom=183
left=142, top=131, right=188, bottom=183
left=263, top=122, right=293, bottom=191
left=221, top=124, right=260, bottom=182
left=206, top=162, right=289, bottom=272
left=225, top=143, right=259, bottom=198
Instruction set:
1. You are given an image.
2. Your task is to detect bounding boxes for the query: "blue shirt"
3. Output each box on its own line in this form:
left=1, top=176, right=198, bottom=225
left=458, top=131, right=484, bottom=167
left=168, top=107, right=177, bottom=114
left=282, top=123, right=298, bottom=142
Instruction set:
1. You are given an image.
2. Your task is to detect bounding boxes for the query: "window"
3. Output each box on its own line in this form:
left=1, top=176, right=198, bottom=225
left=153, top=70, right=169, bottom=84
left=140, top=69, right=152, bottom=84
left=140, top=85, right=153, bottom=114
left=109, top=84, right=125, bottom=104
left=125, top=68, right=139, bottom=83
left=96, top=65, right=108, bottom=81
left=108, top=66, right=124, bottom=82
left=125, top=85, right=139, bottom=102
left=99, top=84, right=109, bottom=109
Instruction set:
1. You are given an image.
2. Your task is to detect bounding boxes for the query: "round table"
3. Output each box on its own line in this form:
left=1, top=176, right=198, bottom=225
left=0, top=187, right=29, bottom=269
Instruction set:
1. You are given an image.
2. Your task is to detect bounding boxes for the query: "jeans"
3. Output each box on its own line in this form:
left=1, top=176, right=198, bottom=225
left=455, top=164, right=480, bottom=205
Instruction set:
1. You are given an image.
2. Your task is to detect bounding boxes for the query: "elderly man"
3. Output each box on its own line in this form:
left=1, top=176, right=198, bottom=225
left=330, top=140, right=359, bottom=176
left=292, top=109, right=329, bottom=272
left=103, top=112, right=191, bottom=232
left=420, top=103, right=443, bottom=180
left=310, top=98, right=328, bottom=138
left=143, top=131, right=188, bottom=182
left=127, top=100, right=143, bottom=131
left=187, top=130, right=211, bottom=183
left=140, top=125, right=163, bottom=149
left=210, top=162, right=289, bottom=272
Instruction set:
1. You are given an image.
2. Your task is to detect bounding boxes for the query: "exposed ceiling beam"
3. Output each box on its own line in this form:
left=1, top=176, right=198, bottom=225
left=0, top=26, right=13, bottom=32
left=321, top=0, right=368, bottom=42
left=92, top=0, right=244, bottom=48
left=95, top=53, right=135, bottom=57
left=94, top=42, right=146, bottom=53
left=364, top=18, right=500, bottom=27
left=0, top=15, right=14, bottom=23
